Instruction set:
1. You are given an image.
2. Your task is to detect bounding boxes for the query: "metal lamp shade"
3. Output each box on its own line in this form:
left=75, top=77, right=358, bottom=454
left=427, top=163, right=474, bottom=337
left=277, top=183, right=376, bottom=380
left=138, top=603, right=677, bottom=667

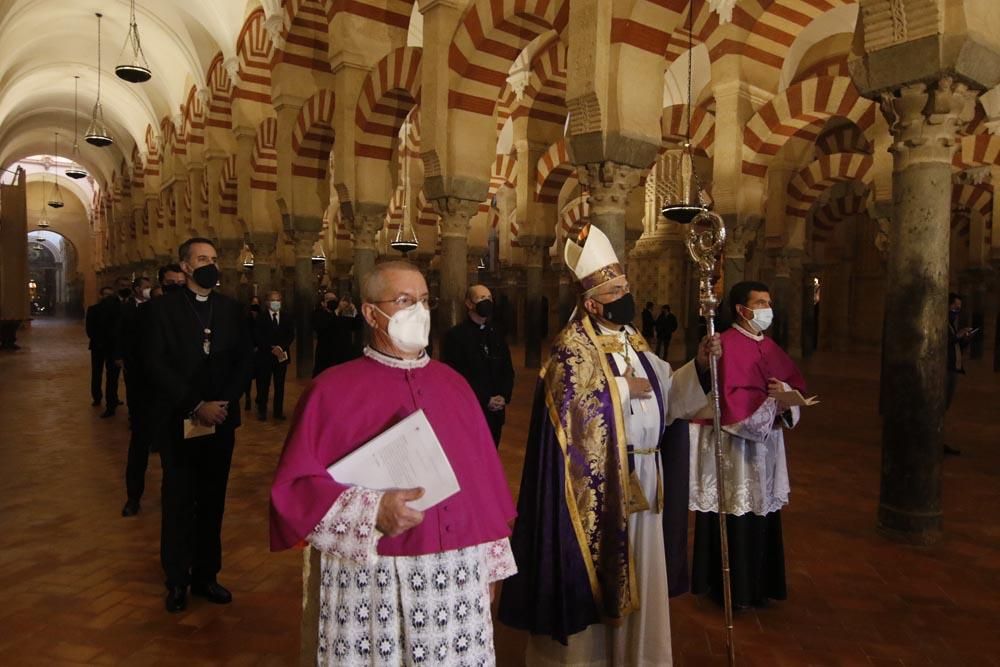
left=390, top=239, right=419, bottom=254
left=85, top=102, right=113, bottom=147
left=115, top=63, right=151, bottom=84
left=65, top=164, right=87, bottom=180
left=661, top=148, right=706, bottom=225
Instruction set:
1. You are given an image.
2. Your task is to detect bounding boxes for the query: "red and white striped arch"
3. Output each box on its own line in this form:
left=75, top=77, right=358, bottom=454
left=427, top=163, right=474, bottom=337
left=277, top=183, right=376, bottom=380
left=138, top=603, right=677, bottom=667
left=181, top=86, right=206, bottom=149
left=494, top=38, right=566, bottom=135
left=160, top=116, right=182, bottom=158
left=955, top=134, right=1000, bottom=170
left=276, top=0, right=332, bottom=73
left=536, top=138, right=575, bottom=204
left=610, top=0, right=686, bottom=58
left=661, top=104, right=715, bottom=157
left=416, top=189, right=440, bottom=227
left=815, top=121, right=871, bottom=157
left=355, top=47, right=421, bottom=161
left=131, top=145, right=145, bottom=191
left=143, top=125, right=160, bottom=180
left=812, top=189, right=868, bottom=244
left=448, top=0, right=569, bottom=115
left=738, top=0, right=858, bottom=72
left=786, top=152, right=873, bottom=223
left=251, top=118, right=278, bottom=191
left=742, top=76, right=876, bottom=177
left=951, top=183, right=992, bottom=236
left=220, top=155, right=238, bottom=216
left=478, top=153, right=518, bottom=216
left=559, top=194, right=589, bottom=238
left=233, top=10, right=275, bottom=105
left=293, top=90, right=336, bottom=179
left=205, top=53, right=234, bottom=130
left=324, top=0, right=412, bottom=29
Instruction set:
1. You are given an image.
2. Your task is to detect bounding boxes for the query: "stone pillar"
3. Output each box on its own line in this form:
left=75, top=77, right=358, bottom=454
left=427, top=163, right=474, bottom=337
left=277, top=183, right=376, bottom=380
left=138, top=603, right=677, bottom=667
left=434, top=198, right=479, bottom=331
left=521, top=239, right=546, bottom=369
left=962, top=267, right=990, bottom=360
left=579, top=162, right=640, bottom=261
left=801, top=262, right=819, bottom=358
left=786, top=252, right=805, bottom=359
left=292, top=230, right=321, bottom=379
left=877, top=79, right=977, bottom=544
left=350, top=214, right=383, bottom=301
left=252, top=232, right=278, bottom=297
left=234, top=127, right=255, bottom=231
left=769, top=251, right=791, bottom=350
left=218, top=237, right=243, bottom=298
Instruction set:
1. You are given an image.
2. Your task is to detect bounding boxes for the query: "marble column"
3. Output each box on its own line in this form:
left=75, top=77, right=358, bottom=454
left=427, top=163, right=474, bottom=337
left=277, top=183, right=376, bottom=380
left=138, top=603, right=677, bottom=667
left=251, top=232, right=278, bottom=298
left=350, top=214, right=383, bottom=301
left=580, top=162, right=640, bottom=261
left=521, top=239, right=546, bottom=369
left=293, top=230, right=321, bottom=379
left=217, top=237, right=243, bottom=298
left=434, top=198, right=479, bottom=331
left=877, top=80, right=977, bottom=544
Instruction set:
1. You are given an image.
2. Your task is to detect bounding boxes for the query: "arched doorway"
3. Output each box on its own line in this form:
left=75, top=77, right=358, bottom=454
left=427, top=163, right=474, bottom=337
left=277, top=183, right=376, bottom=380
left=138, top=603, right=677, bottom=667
left=27, top=230, right=82, bottom=317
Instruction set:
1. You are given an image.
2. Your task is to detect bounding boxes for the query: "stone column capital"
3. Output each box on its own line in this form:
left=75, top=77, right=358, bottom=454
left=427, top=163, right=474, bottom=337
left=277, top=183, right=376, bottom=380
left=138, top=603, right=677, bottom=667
left=881, top=78, right=979, bottom=169
left=433, top=198, right=480, bottom=238
left=351, top=214, right=384, bottom=251
left=578, top=162, right=641, bottom=211
left=292, top=231, right=321, bottom=259
left=251, top=232, right=278, bottom=257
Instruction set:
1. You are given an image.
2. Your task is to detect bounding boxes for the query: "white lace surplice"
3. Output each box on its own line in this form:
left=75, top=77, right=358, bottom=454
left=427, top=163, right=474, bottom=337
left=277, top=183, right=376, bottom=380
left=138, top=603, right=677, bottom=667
left=308, top=487, right=517, bottom=666
left=688, top=387, right=800, bottom=517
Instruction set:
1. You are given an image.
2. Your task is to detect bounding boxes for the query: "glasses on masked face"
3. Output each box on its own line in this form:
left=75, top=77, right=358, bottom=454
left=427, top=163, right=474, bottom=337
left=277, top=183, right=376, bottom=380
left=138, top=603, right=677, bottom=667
left=374, top=294, right=440, bottom=310
left=593, top=284, right=630, bottom=302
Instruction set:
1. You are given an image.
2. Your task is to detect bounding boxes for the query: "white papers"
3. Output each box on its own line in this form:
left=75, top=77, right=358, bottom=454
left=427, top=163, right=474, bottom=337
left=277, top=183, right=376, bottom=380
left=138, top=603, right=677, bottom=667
left=183, top=418, right=216, bottom=439
left=327, top=409, right=460, bottom=512
left=771, top=389, right=820, bottom=407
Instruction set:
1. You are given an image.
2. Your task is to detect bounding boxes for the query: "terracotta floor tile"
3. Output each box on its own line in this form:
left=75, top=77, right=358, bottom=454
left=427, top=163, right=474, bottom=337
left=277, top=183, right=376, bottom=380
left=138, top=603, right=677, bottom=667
left=1, top=320, right=999, bottom=665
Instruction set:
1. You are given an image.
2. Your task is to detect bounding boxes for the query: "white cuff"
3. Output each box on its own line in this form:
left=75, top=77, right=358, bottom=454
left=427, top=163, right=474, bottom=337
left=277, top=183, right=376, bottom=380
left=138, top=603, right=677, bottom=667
left=483, top=538, right=517, bottom=583
left=306, top=486, right=385, bottom=565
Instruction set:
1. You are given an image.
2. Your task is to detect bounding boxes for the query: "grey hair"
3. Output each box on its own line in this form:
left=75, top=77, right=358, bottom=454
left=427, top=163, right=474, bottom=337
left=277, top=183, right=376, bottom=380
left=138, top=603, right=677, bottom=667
left=361, top=260, right=423, bottom=303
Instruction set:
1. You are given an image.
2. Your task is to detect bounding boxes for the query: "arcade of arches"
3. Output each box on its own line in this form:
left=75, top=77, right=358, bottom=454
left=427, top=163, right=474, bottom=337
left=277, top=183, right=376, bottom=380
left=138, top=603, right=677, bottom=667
left=1, top=0, right=1000, bottom=663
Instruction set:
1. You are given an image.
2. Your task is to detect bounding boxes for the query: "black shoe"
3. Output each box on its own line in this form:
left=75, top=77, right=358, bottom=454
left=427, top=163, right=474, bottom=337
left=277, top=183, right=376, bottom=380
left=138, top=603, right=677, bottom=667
left=92, top=399, right=102, bottom=407
left=100, top=407, right=117, bottom=418
left=191, top=581, right=232, bottom=605
left=944, top=444, right=961, bottom=456
left=165, top=586, right=187, bottom=613
left=121, top=500, right=140, bottom=517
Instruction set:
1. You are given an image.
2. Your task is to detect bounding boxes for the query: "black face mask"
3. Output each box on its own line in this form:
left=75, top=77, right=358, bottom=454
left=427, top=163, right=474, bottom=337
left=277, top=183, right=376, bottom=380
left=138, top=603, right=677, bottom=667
left=249, top=303, right=261, bottom=313
left=474, top=299, right=494, bottom=319
left=192, top=264, right=220, bottom=290
left=118, top=288, right=132, bottom=299
left=163, top=283, right=184, bottom=294
left=600, top=292, right=635, bottom=326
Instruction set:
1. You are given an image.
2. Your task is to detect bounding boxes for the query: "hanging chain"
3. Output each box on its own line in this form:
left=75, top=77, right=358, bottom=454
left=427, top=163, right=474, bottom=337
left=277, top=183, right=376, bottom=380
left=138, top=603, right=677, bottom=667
left=96, top=13, right=103, bottom=104
left=73, top=76, right=80, bottom=141
left=685, top=1, right=693, bottom=148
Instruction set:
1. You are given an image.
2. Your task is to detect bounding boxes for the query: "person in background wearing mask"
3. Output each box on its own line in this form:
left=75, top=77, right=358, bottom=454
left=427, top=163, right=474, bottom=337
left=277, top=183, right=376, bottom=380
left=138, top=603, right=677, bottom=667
left=115, top=275, right=153, bottom=515
left=441, top=284, right=515, bottom=446
left=270, top=260, right=517, bottom=666
left=944, top=292, right=974, bottom=456
left=688, top=280, right=808, bottom=610
left=94, top=276, right=132, bottom=417
left=499, top=226, right=719, bottom=665
left=252, top=290, right=294, bottom=421
left=145, top=237, right=253, bottom=613
left=86, top=286, right=116, bottom=408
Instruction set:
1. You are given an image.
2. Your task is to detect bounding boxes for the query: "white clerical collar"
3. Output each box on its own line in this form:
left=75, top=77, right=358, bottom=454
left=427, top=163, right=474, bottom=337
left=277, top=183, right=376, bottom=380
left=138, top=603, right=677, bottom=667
left=733, top=323, right=764, bottom=342
left=364, top=345, right=430, bottom=370
left=597, top=321, right=634, bottom=337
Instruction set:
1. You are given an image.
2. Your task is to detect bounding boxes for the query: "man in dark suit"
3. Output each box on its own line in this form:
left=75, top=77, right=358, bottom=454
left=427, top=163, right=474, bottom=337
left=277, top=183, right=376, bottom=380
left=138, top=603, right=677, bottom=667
left=252, top=290, right=294, bottom=421
left=642, top=300, right=656, bottom=339
left=312, top=291, right=362, bottom=377
left=145, top=238, right=253, bottom=613
left=655, top=303, right=678, bottom=359
left=116, top=275, right=152, bottom=516
left=441, top=284, right=515, bottom=447
left=86, top=286, right=115, bottom=406
left=88, top=277, right=130, bottom=416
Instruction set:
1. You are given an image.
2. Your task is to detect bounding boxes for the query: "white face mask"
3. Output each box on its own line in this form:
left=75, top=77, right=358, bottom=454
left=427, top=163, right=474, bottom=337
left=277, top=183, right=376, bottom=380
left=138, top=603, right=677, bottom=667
left=743, top=306, right=774, bottom=333
left=140, top=287, right=152, bottom=301
left=376, top=303, right=430, bottom=354
left=269, top=300, right=281, bottom=312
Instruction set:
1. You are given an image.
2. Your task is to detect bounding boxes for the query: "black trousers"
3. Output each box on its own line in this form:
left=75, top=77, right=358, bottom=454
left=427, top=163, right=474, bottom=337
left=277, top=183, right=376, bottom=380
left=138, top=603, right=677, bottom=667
left=255, top=357, right=288, bottom=417
left=90, top=349, right=120, bottom=405
left=159, top=428, right=235, bottom=588
left=484, top=408, right=505, bottom=447
left=655, top=334, right=672, bottom=359
left=124, top=376, right=152, bottom=503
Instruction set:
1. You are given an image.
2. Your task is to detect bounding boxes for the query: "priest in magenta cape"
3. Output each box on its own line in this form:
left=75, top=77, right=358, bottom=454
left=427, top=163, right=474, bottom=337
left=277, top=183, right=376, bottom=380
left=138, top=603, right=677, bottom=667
left=270, top=261, right=516, bottom=666
left=689, top=280, right=808, bottom=609
left=499, top=225, right=714, bottom=665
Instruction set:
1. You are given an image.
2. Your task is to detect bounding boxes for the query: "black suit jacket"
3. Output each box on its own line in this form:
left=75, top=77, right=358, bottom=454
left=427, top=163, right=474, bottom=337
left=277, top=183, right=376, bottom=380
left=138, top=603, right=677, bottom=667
left=86, top=296, right=123, bottom=351
left=441, top=317, right=515, bottom=411
left=144, top=289, right=254, bottom=431
left=252, top=310, right=295, bottom=363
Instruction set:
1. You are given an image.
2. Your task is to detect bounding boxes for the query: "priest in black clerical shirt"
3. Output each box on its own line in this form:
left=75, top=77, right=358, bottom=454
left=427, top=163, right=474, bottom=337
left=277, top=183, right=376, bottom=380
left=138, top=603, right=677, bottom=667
left=441, top=284, right=515, bottom=447
left=145, top=237, right=253, bottom=614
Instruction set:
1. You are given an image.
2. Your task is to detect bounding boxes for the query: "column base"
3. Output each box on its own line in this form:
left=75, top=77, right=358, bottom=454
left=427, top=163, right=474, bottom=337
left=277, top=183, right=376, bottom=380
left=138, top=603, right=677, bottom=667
left=876, top=505, right=942, bottom=545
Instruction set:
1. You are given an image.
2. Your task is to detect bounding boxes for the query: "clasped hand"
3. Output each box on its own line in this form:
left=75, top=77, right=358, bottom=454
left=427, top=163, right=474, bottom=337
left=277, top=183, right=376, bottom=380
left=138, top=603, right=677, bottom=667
left=376, top=487, right=426, bottom=537
left=767, top=378, right=792, bottom=412
left=194, top=400, right=229, bottom=426
left=624, top=366, right=653, bottom=399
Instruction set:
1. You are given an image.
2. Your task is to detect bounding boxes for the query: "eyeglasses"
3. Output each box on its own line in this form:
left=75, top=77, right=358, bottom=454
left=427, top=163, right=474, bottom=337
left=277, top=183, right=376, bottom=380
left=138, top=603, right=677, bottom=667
left=374, top=294, right=440, bottom=310
left=592, top=284, right=630, bottom=300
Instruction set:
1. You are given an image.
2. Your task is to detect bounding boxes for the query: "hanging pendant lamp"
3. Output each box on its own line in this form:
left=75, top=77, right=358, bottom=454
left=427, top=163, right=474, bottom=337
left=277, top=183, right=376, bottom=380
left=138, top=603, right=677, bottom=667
left=85, top=13, right=114, bottom=148
left=661, top=5, right=707, bottom=225
left=48, top=134, right=66, bottom=209
left=38, top=174, right=52, bottom=228
left=390, top=115, right=419, bottom=254
left=66, top=76, right=88, bottom=179
left=115, top=0, right=152, bottom=83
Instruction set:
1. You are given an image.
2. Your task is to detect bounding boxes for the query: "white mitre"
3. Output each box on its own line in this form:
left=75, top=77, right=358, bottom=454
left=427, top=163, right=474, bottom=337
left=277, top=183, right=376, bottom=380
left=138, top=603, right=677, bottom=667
left=564, top=224, right=624, bottom=294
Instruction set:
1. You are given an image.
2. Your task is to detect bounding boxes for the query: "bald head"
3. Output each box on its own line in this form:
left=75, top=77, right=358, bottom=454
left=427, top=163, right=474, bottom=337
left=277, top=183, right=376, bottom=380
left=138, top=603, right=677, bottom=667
left=362, top=261, right=424, bottom=304
left=466, top=283, right=494, bottom=323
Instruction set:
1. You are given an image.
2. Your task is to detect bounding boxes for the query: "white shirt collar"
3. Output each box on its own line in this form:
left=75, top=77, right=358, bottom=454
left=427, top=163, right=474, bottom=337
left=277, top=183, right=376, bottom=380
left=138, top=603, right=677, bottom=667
left=733, top=323, right=764, bottom=342
left=597, top=321, right=634, bottom=337
left=363, top=345, right=430, bottom=370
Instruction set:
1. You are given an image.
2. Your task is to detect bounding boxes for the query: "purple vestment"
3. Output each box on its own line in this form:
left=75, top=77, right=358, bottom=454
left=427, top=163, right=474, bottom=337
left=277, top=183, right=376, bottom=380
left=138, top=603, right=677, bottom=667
left=269, top=354, right=515, bottom=556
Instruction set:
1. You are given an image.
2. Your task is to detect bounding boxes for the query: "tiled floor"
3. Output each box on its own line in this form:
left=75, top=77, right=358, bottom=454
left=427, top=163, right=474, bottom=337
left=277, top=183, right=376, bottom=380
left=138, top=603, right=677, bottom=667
left=1, top=319, right=997, bottom=666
